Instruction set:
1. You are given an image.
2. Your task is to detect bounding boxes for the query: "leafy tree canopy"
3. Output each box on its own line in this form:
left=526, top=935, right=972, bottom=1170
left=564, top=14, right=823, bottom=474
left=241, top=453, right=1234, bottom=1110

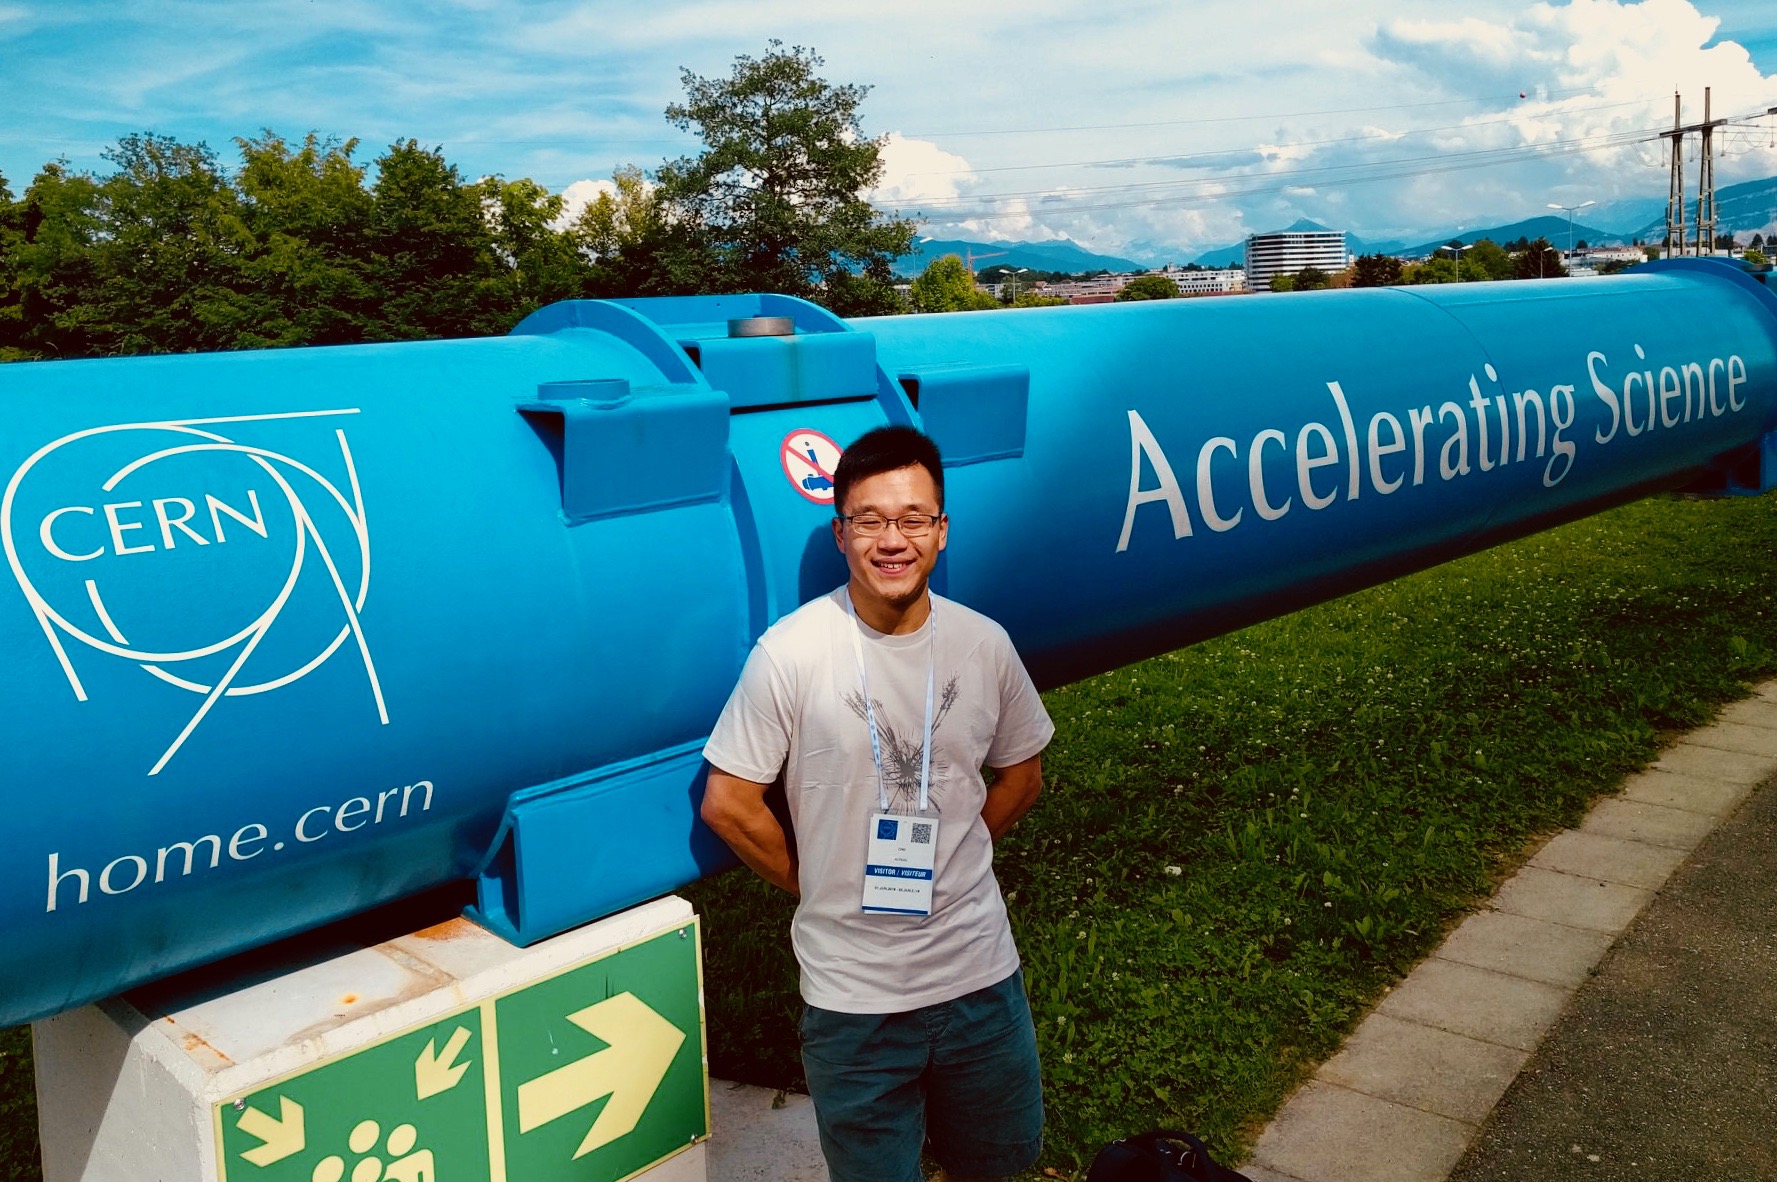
left=656, top=41, right=913, bottom=316
left=1116, top=274, right=1179, bottom=301
left=909, top=254, right=999, bottom=313
left=1403, top=256, right=1459, bottom=285
left=1467, top=239, right=1514, bottom=282
left=1352, top=253, right=1403, bottom=288
left=1514, top=237, right=1568, bottom=280
left=1291, top=266, right=1331, bottom=292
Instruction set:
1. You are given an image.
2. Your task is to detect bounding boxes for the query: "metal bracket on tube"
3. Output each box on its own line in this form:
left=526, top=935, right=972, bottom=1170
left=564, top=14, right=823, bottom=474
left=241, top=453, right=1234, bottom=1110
left=518, top=378, right=731, bottom=523
left=1682, top=430, right=1777, bottom=497
left=899, top=363, right=1031, bottom=466
left=468, top=741, right=735, bottom=947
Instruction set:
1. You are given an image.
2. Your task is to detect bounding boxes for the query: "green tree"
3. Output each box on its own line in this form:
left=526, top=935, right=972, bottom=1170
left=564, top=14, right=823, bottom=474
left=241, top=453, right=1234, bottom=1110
left=1352, top=253, right=1403, bottom=287
left=1116, top=274, right=1179, bottom=301
left=1268, top=273, right=1295, bottom=292
left=1011, top=290, right=1067, bottom=308
left=655, top=42, right=914, bottom=315
left=575, top=165, right=711, bottom=298
left=1514, top=237, right=1567, bottom=280
left=1292, top=266, right=1331, bottom=291
left=1744, top=248, right=1769, bottom=268
left=1403, top=257, right=1459, bottom=285
left=232, top=132, right=376, bottom=347
left=909, top=254, right=998, bottom=312
left=363, top=139, right=509, bottom=339
left=479, top=174, right=593, bottom=314
left=5, top=162, right=104, bottom=360
left=82, top=134, right=256, bottom=356
left=1467, top=239, right=1514, bottom=281
left=1457, top=256, right=1492, bottom=283
left=0, top=170, right=24, bottom=360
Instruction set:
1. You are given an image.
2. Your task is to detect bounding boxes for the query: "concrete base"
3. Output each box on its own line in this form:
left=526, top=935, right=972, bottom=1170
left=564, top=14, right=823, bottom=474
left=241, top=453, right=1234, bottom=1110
left=34, top=896, right=707, bottom=1182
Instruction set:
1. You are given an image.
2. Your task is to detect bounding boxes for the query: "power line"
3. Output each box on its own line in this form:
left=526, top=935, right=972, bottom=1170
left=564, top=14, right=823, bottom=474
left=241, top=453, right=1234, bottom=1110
left=900, top=87, right=1609, bottom=140
left=895, top=126, right=1662, bottom=212
left=890, top=98, right=1663, bottom=183
left=897, top=103, right=1777, bottom=224
left=895, top=126, right=1667, bottom=222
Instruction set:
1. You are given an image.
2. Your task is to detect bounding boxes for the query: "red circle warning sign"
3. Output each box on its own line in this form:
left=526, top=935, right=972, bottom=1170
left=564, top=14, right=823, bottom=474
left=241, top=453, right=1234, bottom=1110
left=780, top=429, right=843, bottom=504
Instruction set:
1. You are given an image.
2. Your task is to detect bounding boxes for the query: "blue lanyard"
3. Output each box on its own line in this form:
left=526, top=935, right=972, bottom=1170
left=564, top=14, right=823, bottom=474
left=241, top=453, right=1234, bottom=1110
left=845, top=591, right=936, bottom=814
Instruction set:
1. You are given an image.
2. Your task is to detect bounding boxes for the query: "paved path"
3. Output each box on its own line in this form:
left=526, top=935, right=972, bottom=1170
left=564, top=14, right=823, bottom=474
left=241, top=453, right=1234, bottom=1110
left=1445, top=751, right=1777, bottom=1180
left=1242, top=686, right=1777, bottom=1182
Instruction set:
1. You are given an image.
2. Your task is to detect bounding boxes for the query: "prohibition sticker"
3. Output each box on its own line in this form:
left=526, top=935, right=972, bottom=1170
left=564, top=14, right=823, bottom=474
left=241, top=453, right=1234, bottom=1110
left=781, top=429, right=843, bottom=504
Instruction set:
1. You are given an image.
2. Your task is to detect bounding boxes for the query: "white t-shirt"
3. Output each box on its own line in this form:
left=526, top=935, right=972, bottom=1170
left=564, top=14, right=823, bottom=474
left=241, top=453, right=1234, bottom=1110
left=703, top=588, right=1054, bottom=1013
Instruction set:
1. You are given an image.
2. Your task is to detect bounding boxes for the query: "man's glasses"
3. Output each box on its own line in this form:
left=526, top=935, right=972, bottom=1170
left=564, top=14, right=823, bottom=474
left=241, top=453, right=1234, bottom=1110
left=840, top=513, right=942, bottom=538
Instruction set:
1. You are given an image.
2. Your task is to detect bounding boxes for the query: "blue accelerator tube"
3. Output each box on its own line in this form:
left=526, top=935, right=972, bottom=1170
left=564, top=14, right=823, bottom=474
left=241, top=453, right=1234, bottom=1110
left=2, top=259, right=1776, bottom=1023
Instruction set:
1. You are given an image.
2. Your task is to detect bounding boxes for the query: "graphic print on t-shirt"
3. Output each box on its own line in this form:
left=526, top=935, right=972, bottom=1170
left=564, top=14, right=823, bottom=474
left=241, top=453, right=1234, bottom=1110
left=843, top=676, right=960, bottom=812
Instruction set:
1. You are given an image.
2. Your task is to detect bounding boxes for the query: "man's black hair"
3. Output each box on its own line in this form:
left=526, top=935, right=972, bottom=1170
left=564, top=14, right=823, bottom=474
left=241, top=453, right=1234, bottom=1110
left=833, top=426, right=945, bottom=515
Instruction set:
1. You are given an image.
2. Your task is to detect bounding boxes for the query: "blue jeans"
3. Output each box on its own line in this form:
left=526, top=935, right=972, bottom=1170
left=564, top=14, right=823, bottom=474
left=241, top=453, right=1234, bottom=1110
left=800, top=969, right=1044, bottom=1182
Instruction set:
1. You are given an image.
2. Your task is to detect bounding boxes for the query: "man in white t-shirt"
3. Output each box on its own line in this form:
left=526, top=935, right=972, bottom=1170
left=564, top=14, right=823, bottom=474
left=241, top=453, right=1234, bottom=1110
left=701, top=425, right=1053, bottom=1182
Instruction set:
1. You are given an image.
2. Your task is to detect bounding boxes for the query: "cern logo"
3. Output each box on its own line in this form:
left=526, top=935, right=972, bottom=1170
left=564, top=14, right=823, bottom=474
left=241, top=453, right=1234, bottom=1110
left=3, top=410, right=387, bottom=775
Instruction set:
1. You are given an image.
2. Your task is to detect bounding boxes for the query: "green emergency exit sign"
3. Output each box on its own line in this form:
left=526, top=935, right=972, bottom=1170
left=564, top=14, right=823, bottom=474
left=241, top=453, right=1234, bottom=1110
left=214, top=920, right=706, bottom=1182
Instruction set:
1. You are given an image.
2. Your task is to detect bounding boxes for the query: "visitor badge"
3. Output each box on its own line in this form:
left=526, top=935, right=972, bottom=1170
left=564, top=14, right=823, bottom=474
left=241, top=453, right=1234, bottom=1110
left=861, top=812, right=939, bottom=916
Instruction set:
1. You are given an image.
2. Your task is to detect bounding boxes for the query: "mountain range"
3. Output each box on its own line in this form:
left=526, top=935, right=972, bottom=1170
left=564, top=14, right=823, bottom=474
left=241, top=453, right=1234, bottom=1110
left=896, top=237, right=1144, bottom=277
left=899, top=174, right=1777, bottom=276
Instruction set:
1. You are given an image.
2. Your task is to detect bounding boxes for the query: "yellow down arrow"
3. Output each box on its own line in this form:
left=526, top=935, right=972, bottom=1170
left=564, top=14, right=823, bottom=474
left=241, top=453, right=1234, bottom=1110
left=415, top=1025, right=474, bottom=1099
left=237, top=1095, right=304, bottom=1166
left=515, top=992, right=686, bottom=1159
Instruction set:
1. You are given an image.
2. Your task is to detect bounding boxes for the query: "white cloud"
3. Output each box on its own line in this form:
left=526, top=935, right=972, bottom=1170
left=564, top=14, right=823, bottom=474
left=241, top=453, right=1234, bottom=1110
left=870, top=133, right=976, bottom=208
left=1366, top=0, right=1777, bottom=209
left=558, top=177, right=617, bottom=224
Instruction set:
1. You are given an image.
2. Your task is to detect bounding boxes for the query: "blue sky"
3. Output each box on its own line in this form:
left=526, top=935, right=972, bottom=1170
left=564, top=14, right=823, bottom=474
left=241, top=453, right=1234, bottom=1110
left=2, top=0, right=1774, bottom=255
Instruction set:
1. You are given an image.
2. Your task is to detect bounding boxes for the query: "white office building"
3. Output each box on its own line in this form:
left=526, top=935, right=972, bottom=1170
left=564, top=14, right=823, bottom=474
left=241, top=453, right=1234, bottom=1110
left=1244, top=229, right=1351, bottom=290
left=1167, top=268, right=1247, bottom=295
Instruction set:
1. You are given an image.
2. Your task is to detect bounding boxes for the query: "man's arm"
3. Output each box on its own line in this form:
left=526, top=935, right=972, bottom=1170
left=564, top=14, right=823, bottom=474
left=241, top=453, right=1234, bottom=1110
left=700, top=767, right=800, bottom=896
left=981, top=754, right=1042, bottom=841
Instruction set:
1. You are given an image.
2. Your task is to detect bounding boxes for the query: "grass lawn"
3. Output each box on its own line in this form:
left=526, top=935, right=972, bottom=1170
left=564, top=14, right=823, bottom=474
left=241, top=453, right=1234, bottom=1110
left=6, top=491, right=1777, bottom=1180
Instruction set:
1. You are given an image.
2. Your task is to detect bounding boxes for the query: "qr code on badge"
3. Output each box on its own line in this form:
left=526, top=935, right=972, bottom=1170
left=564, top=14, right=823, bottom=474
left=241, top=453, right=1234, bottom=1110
left=910, top=822, right=934, bottom=844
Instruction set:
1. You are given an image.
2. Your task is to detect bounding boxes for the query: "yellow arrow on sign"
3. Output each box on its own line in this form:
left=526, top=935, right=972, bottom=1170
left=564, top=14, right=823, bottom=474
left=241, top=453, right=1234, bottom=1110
left=415, top=1025, right=474, bottom=1099
left=237, top=1095, right=305, bottom=1166
left=516, top=991, right=686, bottom=1159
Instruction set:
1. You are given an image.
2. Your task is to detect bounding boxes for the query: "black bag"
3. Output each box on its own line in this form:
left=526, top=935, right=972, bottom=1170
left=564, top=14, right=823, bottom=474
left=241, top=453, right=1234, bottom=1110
left=1085, top=1128, right=1254, bottom=1182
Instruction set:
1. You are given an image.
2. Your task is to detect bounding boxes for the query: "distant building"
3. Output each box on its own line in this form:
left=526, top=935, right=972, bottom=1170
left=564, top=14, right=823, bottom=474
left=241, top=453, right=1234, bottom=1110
left=1244, top=230, right=1350, bottom=290
left=1167, top=268, right=1246, bottom=295
left=1030, top=267, right=1249, bottom=304
left=1573, top=246, right=1644, bottom=266
left=1034, top=276, right=1127, bottom=303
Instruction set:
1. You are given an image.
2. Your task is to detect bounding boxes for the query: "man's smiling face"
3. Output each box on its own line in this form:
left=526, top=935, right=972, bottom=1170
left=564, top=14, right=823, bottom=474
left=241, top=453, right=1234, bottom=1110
left=833, top=463, right=948, bottom=619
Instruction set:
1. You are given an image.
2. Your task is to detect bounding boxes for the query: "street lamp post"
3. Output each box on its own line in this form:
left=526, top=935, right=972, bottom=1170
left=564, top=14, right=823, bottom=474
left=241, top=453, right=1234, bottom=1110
left=1547, top=200, right=1597, bottom=257
left=1438, top=243, right=1474, bottom=280
left=994, top=266, right=1030, bottom=301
